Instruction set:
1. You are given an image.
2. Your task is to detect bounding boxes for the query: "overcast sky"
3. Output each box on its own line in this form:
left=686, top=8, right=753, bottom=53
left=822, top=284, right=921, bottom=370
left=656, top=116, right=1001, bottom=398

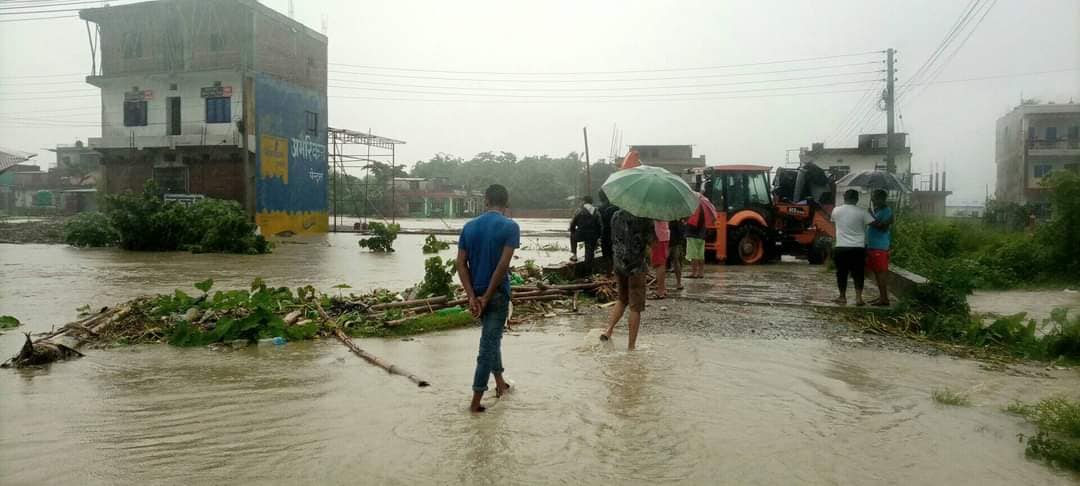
left=1, top=0, right=1077, bottom=203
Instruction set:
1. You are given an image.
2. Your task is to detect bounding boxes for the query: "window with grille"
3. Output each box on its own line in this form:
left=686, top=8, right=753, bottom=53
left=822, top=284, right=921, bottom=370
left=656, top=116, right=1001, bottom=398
left=205, top=97, right=231, bottom=123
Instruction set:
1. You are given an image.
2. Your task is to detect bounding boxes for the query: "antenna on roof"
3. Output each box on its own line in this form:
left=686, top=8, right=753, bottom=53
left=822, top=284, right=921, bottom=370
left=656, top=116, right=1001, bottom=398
left=288, top=0, right=294, bottom=19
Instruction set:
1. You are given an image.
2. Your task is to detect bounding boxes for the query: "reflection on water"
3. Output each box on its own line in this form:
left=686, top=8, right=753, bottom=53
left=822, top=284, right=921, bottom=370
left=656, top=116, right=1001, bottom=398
left=2, top=227, right=1079, bottom=484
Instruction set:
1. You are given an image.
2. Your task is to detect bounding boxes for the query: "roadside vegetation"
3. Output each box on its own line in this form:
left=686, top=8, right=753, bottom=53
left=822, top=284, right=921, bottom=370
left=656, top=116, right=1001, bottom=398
left=892, top=171, right=1080, bottom=293
left=1007, top=396, right=1080, bottom=472
left=849, top=172, right=1080, bottom=363
left=62, top=181, right=270, bottom=254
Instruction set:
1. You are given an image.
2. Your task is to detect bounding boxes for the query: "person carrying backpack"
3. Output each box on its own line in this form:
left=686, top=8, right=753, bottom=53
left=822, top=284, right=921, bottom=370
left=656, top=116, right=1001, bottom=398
left=569, top=196, right=602, bottom=275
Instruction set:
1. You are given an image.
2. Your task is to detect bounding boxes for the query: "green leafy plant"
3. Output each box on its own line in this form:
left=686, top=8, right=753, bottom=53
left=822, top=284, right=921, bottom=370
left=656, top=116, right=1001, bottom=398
left=422, top=234, right=451, bottom=253
left=358, top=221, right=400, bottom=252
left=415, top=256, right=456, bottom=298
left=63, top=212, right=119, bottom=247
left=99, top=181, right=269, bottom=254
left=1008, top=396, right=1080, bottom=471
left=0, top=315, right=21, bottom=329
left=931, top=388, right=971, bottom=406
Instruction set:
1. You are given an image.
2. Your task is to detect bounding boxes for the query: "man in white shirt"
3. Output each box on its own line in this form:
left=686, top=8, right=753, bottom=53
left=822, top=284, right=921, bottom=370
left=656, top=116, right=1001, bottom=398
left=830, top=189, right=875, bottom=306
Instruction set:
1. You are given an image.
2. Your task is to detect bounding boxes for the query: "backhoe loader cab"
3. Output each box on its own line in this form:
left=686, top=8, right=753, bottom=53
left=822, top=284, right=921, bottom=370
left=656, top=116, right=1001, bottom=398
left=689, top=164, right=835, bottom=265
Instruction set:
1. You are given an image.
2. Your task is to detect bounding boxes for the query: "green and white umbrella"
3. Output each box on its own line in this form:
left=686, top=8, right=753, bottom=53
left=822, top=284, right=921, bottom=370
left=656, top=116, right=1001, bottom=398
left=601, top=165, right=698, bottom=221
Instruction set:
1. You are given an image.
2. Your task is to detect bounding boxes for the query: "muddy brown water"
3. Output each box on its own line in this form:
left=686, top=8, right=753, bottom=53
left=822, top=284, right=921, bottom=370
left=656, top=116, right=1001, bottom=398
left=2, top=228, right=1079, bottom=485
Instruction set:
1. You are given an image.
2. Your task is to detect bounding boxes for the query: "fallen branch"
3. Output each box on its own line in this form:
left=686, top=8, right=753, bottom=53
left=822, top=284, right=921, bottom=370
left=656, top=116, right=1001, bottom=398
left=368, top=296, right=448, bottom=311
left=315, top=299, right=430, bottom=387
left=334, top=328, right=430, bottom=387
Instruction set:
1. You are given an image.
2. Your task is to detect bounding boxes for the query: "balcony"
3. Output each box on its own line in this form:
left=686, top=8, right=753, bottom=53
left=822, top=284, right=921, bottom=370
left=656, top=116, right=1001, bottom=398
left=1027, top=139, right=1080, bottom=156
left=89, top=128, right=242, bottom=151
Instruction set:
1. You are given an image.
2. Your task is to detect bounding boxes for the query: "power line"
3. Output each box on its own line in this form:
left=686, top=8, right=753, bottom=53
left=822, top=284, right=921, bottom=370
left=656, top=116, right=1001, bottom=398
left=326, top=61, right=882, bottom=84
left=0, top=72, right=83, bottom=79
left=327, top=69, right=884, bottom=93
left=0, top=1, right=109, bottom=11
left=902, top=0, right=998, bottom=104
left=327, top=50, right=884, bottom=76
left=0, top=12, right=73, bottom=21
left=901, top=0, right=982, bottom=92
left=329, top=86, right=875, bottom=105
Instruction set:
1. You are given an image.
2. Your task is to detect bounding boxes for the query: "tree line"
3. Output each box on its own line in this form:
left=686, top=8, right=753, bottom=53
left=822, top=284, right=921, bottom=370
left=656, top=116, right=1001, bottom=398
left=330, top=152, right=619, bottom=214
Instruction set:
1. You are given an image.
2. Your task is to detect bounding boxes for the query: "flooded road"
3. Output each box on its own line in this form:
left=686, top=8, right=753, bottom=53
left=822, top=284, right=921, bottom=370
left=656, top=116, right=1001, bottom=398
left=2, top=227, right=1079, bottom=484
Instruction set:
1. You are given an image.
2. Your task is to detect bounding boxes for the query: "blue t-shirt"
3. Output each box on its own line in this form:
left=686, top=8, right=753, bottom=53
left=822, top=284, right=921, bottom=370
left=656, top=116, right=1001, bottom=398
left=458, top=211, right=521, bottom=296
left=867, top=206, right=893, bottom=250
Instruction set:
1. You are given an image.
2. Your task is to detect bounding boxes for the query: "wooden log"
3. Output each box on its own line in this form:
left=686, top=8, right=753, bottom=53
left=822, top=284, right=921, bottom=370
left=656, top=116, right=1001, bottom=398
left=368, top=296, right=448, bottom=311
left=3, top=307, right=124, bottom=368
left=333, top=329, right=430, bottom=387
left=313, top=299, right=430, bottom=387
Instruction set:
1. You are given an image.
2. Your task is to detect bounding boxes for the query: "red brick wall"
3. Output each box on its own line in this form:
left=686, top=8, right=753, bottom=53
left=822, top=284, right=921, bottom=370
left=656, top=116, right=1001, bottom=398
left=188, top=157, right=244, bottom=202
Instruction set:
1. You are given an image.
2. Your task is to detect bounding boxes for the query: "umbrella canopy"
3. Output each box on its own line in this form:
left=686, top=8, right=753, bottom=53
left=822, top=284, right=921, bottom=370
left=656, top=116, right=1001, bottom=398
left=835, top=170, right=911, bottom=193
left=689, top=192, right=718, bottom=226
left=601, top=165, right=698, bottom=221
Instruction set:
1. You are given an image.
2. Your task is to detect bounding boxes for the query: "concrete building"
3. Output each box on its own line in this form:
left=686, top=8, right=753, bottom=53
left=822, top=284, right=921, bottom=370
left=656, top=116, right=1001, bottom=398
left=80, top=0, right=329, bottom=235
left=799, top=133, right=913, bottom=187
left=390, top=178, right=484, bottom=218
left=629, top=145, right=706, bottom=180
left=994, top=102, right=1080, bottom=205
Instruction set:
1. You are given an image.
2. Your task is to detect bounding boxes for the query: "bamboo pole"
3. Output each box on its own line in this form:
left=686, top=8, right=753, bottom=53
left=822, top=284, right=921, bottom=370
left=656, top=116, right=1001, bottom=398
left=315, top=299, right=430, bottom=387
left=333, top=329, right=430, bottom=387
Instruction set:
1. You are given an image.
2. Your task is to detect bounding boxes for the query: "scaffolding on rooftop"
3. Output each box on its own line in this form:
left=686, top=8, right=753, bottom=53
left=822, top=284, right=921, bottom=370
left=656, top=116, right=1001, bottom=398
left=328, top=127, right=407, bottom=232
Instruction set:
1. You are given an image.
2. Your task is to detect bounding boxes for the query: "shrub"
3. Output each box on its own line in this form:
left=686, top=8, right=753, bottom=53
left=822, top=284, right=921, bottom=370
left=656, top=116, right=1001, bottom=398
left=1009, top=396, right=1080, bottom=471
left=103, top=181, right=268, bottom=254
left=63, top=212, right=119, bottom=247
left=421, top=234, right=451, bottom=253
left=415, top=256, right=455, bottom=298
left=358, top=221, right=400, bottom=252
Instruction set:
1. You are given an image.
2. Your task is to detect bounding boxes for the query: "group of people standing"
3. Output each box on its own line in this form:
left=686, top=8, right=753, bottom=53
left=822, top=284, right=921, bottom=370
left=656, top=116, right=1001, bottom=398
left=830, top=188, right=894, bottom=307
left=456, top=183, right=894, bottom=412
left=570, top=191, right=709, bottom=348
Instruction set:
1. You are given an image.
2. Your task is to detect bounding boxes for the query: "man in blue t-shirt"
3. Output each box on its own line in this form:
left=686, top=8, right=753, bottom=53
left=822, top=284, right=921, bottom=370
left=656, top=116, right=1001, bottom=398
left=866, top=189, right=894, bottom=306
left=456, top=184, right=520, bottom=413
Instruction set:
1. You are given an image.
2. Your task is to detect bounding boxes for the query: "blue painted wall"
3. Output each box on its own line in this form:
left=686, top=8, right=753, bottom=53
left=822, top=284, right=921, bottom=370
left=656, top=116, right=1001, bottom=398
left=253, top=72, right=328, bottom=234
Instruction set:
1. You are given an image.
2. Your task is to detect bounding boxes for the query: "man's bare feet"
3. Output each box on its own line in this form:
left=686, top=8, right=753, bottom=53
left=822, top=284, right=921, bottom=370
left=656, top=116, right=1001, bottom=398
left=854, top=300, right=867, bottom=307
left=470, top=404, right=486, bottom=413
left=495, top=382, right=511, bottom=398
left=832, top=297, right=847, bottom=305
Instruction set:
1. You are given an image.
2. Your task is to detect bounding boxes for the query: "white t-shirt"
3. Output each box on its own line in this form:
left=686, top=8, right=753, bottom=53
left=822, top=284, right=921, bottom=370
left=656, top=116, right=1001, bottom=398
left=831, top=204, right=875, bottom=248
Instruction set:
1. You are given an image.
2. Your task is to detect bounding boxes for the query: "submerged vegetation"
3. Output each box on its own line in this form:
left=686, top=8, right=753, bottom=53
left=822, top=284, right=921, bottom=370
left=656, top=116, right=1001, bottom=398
left=358, top=221, right=400, bottom=252
left=421, top=234, right=452, bottom=253
left=415, top=257, right=455, bottom=299
left=0, top=315, right=20, bottom=330
left=62, top=181, right=269, bottom=254
left=930, top=388, right=971, bottom=406
left=1007, top=396, right=1080, bottom=471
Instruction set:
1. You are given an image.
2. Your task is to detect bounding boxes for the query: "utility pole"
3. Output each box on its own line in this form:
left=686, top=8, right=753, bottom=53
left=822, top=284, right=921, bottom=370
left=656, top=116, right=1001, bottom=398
left=583, top=127, right=592, bottom=197
left=885, top=48, right=896, bottom=174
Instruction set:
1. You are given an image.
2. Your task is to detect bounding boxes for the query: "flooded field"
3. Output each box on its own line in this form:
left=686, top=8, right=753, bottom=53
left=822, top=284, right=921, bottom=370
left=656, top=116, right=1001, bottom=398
left=1, top=226, right=1079, bottom=485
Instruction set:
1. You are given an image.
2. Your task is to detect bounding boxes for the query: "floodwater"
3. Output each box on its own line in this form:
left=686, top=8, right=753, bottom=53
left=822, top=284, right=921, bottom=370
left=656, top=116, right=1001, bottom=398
left=2, top=227, right=1079, bottom=485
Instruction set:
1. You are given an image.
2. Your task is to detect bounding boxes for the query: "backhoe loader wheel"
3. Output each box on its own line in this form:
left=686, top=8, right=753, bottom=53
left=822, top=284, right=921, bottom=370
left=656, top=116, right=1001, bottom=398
left=731, top=225, right=766, bottom=265
left=808, top=235, right=832, bottom=264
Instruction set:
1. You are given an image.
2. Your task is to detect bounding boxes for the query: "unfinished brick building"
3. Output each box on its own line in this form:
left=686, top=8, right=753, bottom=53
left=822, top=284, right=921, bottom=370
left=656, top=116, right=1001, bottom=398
left=81, top=0, right=329, bottom=235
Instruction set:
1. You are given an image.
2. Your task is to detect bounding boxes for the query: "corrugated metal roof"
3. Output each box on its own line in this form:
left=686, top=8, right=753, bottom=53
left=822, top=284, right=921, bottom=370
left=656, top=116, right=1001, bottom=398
left=0, top=148, right=36, bottom=174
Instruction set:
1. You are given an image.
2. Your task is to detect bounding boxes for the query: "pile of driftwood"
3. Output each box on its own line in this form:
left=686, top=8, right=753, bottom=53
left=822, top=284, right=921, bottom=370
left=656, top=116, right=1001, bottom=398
left=3, top=279, right=614, bottom=387
left=367, top=281, right=612, bottom=326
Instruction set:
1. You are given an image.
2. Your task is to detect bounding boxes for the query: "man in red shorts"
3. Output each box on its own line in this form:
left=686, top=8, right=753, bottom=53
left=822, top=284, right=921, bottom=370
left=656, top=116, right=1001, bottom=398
left=650, top=220, right=670, bottom=299
left=866, top=189, right=894, bottom=306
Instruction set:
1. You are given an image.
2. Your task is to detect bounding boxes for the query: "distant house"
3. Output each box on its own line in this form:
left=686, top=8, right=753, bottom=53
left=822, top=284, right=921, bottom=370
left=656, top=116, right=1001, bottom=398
left=799, top=133, right=913, bottom=188
left=629, top=145, right=706, bottom=181
left=388, top=178, right=484, bottom=218
left=994, top=102, right=1080, bottom=205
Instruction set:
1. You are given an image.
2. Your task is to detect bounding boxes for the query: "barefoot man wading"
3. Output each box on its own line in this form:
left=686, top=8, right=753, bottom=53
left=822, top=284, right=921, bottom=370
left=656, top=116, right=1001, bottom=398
left=456, top=184, right=520, bottom=412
